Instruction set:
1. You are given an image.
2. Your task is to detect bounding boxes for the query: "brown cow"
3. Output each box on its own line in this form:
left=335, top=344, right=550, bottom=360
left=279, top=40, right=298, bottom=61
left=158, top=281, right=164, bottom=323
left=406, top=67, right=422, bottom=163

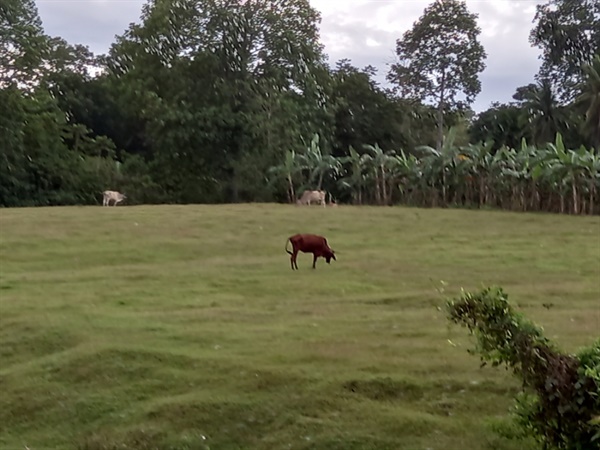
left=285, top=233, right=336, bottom=270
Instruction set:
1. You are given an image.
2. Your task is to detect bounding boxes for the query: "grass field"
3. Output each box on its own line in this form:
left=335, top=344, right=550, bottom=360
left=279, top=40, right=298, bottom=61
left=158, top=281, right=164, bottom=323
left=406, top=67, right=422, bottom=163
left=0, top=204, right=598, bottom=450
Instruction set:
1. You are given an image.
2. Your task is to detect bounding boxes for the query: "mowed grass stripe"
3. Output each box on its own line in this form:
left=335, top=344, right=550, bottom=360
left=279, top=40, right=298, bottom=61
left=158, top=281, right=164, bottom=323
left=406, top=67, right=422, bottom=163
left=0, top=204, right=598, bottom=449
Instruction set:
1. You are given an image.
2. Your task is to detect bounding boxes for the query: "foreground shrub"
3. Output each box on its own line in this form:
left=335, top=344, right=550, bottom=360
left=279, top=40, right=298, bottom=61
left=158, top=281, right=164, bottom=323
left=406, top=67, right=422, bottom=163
left=446, top=286, right=600, bottom=449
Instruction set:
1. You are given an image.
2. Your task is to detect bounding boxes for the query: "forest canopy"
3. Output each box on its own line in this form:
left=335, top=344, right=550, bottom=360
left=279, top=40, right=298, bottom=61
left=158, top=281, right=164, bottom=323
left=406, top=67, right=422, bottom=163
left=1, top=0, right=598, bottom=212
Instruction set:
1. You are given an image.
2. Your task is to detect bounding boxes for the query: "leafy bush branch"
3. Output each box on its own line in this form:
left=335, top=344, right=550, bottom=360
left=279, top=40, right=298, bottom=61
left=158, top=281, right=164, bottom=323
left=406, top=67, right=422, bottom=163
left=446, top=286, right=600, bottom=449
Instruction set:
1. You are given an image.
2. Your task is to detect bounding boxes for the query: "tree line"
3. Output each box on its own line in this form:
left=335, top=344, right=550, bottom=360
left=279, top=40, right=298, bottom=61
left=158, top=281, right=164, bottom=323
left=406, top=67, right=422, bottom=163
left=1, top=0, right=598, bottom=213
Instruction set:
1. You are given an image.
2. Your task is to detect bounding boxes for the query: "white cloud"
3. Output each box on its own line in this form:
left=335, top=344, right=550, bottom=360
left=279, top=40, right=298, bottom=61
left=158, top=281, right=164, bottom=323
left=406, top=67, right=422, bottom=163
left=366, top=37, right=381, bottom=47
left=311, top=0, right=544, bottom=111
left=34, top=0, right=545, bottom=112
left=36, top=0, right=144, bottom=53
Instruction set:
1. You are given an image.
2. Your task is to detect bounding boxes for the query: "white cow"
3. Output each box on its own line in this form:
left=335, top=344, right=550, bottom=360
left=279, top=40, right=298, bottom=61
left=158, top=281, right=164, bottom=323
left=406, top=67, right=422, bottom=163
left=297, top=190, right=327, bottom=207
left=102, top=190, right=126, bottom=206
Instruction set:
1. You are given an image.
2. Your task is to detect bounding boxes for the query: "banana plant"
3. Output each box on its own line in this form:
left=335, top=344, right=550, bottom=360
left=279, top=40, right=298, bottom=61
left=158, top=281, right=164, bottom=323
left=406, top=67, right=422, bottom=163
left=572, top=146, right=600, bottom=214
left=299, top=133, right=342, bottom=191
left=533, top=133, right=579, bottom=214
left=337, top=145, right=371, bottom=204
left=386, top=150, right=419, bottom=205
left=265, top=130, right=600, bottom=214
left=363, top=143, right=396, bottom=205
left=458, top=140, right=497, bottom=207
left=267, top=149, right=303, bottom=203
left=416, top=126, right=460, bottom=205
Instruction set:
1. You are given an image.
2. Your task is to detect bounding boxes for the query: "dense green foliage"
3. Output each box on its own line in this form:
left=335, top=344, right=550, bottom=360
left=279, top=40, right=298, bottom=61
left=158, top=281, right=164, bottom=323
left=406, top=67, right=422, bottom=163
left=267, top=130, right=600, bottom=214
left=387, top=0, right=487, bottom=150
left=447, top=287, right=600, bottom=449
left=530, top=0, right=600, bottom=101
left=0, top=0, right=598, bottom=208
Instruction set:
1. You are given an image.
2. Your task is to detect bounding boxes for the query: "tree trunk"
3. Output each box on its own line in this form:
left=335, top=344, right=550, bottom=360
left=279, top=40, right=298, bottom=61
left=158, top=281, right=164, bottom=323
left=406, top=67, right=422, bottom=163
left=266, top=103, right=272, bottom=166
left=571, top=179, right=578, bottom=214
left=287, top=174, right=295, bottom=204
left=375, top=174, right=381, bottom=205
left=532, top=184, right=540, bottom=211
left=442, top=169, right=447, bottom=206
left=436, top=69, right=446, bottom=152
left=479, top=176, right=485, bottom=207
left=231, top=177, right=239, bottom=203
left=381, top=165, right=387, bottom=205
left=511, top=185, right=518, bottom=210
left=389, top=178, right=397, bottom=205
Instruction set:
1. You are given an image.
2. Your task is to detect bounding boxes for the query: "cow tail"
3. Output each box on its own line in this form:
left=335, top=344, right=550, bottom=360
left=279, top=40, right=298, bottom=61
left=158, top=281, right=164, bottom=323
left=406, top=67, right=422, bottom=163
left=285, top=238, right=293, bottom=255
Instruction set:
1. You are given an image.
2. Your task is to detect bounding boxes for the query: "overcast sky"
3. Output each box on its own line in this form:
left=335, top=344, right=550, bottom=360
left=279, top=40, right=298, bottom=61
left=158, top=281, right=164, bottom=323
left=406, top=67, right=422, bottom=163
left=34, top=0, right=544, bottom=112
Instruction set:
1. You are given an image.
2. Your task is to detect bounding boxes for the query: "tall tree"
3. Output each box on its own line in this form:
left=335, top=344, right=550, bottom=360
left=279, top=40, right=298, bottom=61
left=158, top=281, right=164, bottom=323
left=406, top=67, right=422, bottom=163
left=0, top=86, right=29, bottom=205
left=104, top=0, right=329, bottom=202
left=330, top=59, right=408, bottom=157
left=512, top=83, right=538, bottom=103
left=469, top=103, right=527, bottom=151
left=575, top=55, right=600, bottom=149
left=0, top=0, right=48, bottom=88
left=530, top=0, right=600, bottom=102
left=387, top=0, right=486, bottom=150
left=521, top=79, right=571, bottom=146
left=511, top=82, right=586, bottom=148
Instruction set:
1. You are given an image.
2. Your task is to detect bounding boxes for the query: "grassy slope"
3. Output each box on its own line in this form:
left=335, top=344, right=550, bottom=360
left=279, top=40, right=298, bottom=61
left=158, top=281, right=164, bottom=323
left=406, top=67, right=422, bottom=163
left=0, top=204, right=598, bottom=450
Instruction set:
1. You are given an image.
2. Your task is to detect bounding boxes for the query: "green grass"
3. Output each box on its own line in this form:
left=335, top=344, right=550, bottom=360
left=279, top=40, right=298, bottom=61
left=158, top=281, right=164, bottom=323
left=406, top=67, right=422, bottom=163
left=0, top=204, right=598, bottom=450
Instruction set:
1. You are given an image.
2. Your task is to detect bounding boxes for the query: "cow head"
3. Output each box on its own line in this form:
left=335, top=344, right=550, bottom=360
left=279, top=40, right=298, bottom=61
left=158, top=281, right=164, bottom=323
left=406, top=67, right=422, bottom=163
left=325, top=249, right=336, bottom=264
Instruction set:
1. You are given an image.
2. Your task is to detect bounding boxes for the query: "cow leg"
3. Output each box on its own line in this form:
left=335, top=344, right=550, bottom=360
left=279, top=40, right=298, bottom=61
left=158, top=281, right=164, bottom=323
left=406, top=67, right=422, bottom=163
left=291, top=251, right=298, bottom=270
left=312, top=254, right=318, bottom=269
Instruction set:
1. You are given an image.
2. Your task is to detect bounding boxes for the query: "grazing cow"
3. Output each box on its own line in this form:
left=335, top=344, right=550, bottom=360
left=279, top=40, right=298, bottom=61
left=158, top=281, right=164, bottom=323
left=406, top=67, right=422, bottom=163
left=285, top=233, right=336, bottom=270
left=102, top=190, right=126, bottom=206
left=296, top=190, right=327, bottom=207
